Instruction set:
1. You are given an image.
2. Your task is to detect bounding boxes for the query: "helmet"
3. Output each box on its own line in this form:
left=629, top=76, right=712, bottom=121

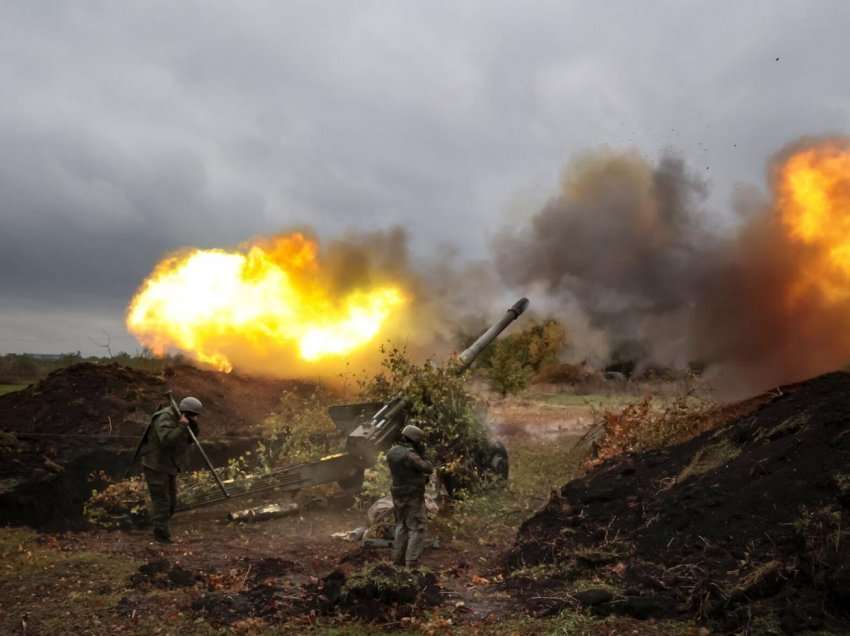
left=179, top=396, right=203, bottom=415
left=401, top=424, right=425, bottom=443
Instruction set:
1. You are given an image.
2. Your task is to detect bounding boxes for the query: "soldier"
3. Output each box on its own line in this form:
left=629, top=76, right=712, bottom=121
left=386, top=424, right=433, bottom=568
left=140, top=396, right=203, bottom=543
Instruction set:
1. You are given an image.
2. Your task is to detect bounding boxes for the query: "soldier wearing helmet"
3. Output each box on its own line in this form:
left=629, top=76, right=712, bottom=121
left=386, top=422, right=433, bottom=568
left=141, top=396, right=203, bottom=543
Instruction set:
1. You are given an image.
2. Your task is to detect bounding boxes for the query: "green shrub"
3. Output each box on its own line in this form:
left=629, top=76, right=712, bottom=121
left=257, top=388, right=342, bottom=469
left=357, top=344, right=490, bottom=493
left=463, top=318, right=568, bottom=396
left=356, top=452, right=392, bottom=509
left=485, top=338, right=534, bottom=397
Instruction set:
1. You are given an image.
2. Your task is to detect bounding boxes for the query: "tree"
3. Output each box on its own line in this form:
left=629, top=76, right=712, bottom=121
left=89, top=330, right=113, bottom=358
left=473, top=318, right=569, bottom=396
left=484, top=337, right=534, bottom=397
left=523, top=319, right=568, bottom=372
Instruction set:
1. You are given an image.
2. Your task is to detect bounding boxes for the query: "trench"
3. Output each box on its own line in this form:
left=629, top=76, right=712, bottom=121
left=0, top=436, right=260, bottom=531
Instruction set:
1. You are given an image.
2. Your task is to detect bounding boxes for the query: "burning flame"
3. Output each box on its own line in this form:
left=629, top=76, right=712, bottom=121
left=126, top=233, right=406, bottom=371
left=777, top=141, right=850, bottom=303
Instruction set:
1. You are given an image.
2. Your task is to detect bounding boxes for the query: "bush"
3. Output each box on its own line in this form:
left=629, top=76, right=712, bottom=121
left=83, top=477, right=149, bottom=528
left=524, top=319, right=569, bottom=372
left=462, top=318, right=568, bottom=396
left=485, top=338, right=534, bottom=397
left=356, top=452, right=392, bottom=509
left=587, top=389, right=720, bottom=466
left=257, top=389, right=342, bottom=470
left=0, top=351, right=188, bottom=384
left=357, top=344, right=491, bottom=494
left=0, top=354, right=42, bottom=384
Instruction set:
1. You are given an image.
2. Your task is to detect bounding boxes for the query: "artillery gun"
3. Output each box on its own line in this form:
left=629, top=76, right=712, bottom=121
left=178, top=297, right=530, bottom=516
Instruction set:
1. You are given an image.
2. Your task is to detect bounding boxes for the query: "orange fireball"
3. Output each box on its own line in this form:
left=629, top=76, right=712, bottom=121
left=776, top=141, right=850, bottom=303
left=126, top=233, right=406, bottom=371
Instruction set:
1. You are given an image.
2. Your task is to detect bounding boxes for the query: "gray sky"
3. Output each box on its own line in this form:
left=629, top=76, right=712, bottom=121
left=1, top=1, right=849, bottom=355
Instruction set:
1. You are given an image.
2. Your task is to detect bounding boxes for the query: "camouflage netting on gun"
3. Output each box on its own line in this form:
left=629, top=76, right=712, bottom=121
left=357, top=345, right=497, bottom=496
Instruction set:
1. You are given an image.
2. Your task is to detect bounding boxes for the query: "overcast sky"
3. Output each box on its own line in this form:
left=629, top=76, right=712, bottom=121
left=1, top=1, right=849, bottom=355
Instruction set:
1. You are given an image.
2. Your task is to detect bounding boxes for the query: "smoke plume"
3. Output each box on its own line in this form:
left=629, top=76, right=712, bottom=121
left=129, top=137, right=850, bottom=396
left=494, top=149, right=714, bottom=367
left=495, top=139, right=850, bottom=395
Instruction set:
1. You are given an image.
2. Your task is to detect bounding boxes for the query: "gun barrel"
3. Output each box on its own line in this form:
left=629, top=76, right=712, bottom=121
left=343, top=296, right=529, bottom=466
left=457, top=297, right=529, bottom=371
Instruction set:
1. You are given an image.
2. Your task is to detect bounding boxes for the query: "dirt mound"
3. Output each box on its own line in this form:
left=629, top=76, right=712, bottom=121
left=191, top=563, right=442, bottom=627
left=329, top=564, right=442, bottom=621
left=166, top=363, right=318, bottom=436
left=507, top=372, right=850, bottom=634
left=0, top=362, right=315, bottom=437
left=0, top=362, right=318, bottom=529
left=0, top=363, right=163, bottom=437
left=130, top=559, right=198, bottom=589
left=250, top=557, right=301, bottom=582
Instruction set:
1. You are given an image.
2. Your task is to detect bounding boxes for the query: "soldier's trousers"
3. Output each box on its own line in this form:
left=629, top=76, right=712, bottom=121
left=144, top=468, right=177, bottom=537
left=391, top=492, right=426, bottom=567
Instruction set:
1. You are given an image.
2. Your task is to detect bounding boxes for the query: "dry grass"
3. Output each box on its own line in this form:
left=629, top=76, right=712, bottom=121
left=586, top=393, right=726, bottom=466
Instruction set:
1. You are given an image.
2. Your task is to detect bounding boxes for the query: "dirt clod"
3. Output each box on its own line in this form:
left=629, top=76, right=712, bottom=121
left=250, top=557, right=300, bottom=581
left=131, top=559, right=197, bottom=589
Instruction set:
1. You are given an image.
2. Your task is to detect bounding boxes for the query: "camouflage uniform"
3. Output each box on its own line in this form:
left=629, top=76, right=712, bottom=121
left=386, top=441, right=433, bottom=567
left=140, top=408, right=195, bottom=541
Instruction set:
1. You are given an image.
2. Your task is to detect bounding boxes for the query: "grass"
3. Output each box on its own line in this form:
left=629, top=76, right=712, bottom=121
left=0, top=528, right=230, bottom=635
left=0, top=383, right=26, bottom=396
left=677, top=437, right=741, bottom=482
left=433, top=434, right=586, bottom=548
left=523, top=392, right=634, bottom=408
left=0, top=528, right=140, bottom=634
left=449, top=611, right=703, bottom=635
left=0, top=431, right=595, bottom=636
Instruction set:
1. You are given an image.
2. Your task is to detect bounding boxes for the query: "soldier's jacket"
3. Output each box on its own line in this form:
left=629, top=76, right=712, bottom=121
left=386, top=442, right=433, bottom=497
left=141, top=408, right=196, bottom=475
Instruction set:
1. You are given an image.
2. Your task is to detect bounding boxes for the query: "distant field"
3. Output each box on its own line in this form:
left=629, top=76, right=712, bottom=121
left=0, top=384, right=26, bottom=396
left=525, top=391, right=636, bottom=408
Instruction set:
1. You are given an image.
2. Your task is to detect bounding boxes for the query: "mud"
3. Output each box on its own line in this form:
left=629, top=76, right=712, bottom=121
left=507, top=371, right=850, bottom=633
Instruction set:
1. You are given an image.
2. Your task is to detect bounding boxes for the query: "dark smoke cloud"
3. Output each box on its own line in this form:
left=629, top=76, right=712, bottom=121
left=494, top=149, right=715, bottom=366
left=496, top=140, right=850, bottom=397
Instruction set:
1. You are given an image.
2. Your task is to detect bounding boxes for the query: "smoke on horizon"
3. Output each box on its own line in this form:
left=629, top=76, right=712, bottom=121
left=495, top=139, right=850, bottom=396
